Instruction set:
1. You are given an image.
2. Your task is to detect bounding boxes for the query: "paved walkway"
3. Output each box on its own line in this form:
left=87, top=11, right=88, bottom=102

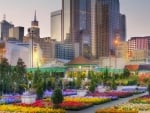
left=67, top=92, right=148, bottom=113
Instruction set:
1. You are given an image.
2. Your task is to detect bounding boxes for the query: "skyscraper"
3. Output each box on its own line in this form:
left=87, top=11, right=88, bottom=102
left=62, top=0, right=91, bottom=58
left=62, top=0, right=80, bottom=43
left=0, top=16, right=14, bottom=40
left=51, top=10, right=62, bottom=41
left=91, top=0, right=121, bottom=58
left=119, top=14, right=126, bottom=41
left=62, top=0, right=125, bottom=59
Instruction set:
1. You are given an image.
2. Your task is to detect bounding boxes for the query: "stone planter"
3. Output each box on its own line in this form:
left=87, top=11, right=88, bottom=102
left=21, top=91, right=36, bottom=104
left=77, top=90, right=87, bottom=97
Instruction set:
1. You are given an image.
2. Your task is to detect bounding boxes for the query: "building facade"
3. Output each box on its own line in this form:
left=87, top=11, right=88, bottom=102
left=91, top=0, right=121, bottom=59
left=62, top=0, right=91, bottom=59
left=0, top=18, right=14, bottom=40
left=55, top=42, right=79, bottom=60
left=9, top=26, right=24, bottom=41
left=51, top=10, right=62, bottom=41
left=119, top=14, right=126, bottom=41
left=128, top=36, right=150, bottom=63
left=61, top=0, right=126, bottom=60
left=5, top=41, right=30, bottom=67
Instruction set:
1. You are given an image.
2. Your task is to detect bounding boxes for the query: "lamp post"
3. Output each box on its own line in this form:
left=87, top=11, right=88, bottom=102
left=31, top=31, right=34, bottom=68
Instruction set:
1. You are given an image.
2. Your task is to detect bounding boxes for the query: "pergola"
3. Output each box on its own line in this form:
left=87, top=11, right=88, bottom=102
left=96, top=67, right=123, bottom=74
left=26, top=67, right=66, bottom=73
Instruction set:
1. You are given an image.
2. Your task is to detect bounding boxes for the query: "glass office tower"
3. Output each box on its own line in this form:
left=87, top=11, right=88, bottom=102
left=62, top=0, right=91, bottom=58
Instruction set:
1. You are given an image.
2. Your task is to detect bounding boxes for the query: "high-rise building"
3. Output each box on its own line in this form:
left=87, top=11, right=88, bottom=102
left=91, top=0, right=121, bottom=58
left=62, top=0, right=125, bottom=59
left=0, top=17, right=14, bottom=40
left=9, top=26, right=24, bottom=41
left=62, top=0, right=91, bottom=58
left=128, top=36, right=150, bottom=62
left=51, top=10, right=62, bottom=41
left=119, top=14, right=126, bottom=41
left=62, top=0, right=80, bottom=43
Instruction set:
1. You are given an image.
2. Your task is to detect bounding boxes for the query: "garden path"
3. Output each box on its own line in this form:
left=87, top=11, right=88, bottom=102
left=67, top=92, right=148, bottom=113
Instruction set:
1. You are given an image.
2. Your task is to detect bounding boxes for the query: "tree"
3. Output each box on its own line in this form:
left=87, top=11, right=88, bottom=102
left=110, top=76, right=117, bottom=90
left=148, top=83, right=150, bottom=95
left=89, top=73, right=98, bottom=92
left=0, top=58, right=11, bottom=94
left=102, top=67, right=109, bottom=85
left=33, top=68, right=45, bottom=99
left=51, top=87, right=64, bottom=108
left=36, top=82, right=44, bottom=99
left=75, top=76, right=82, bottom=89
left=123, top=68, right=130, bottom=78
left=14, top=58, right=27, bottom=94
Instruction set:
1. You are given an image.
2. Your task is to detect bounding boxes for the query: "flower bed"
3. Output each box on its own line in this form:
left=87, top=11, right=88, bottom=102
left=129, top=95, right=150, bottom=104
left=119, top=86, right=147, bottom=94
left=119, top=103, right=150, bottom=111
left=14, top=100, right=52, bottom=108
left=87, top=92, right=118, bottom=100
left=96, top=103, right=150, bottom=113
left=60, top=101, right=93, bottom=110
left=15, top=99, right=92, bottom=110
left=44, top=90, right=77, bottom=98
left=105, top=91, right=133, bottom=98
left=0, top=105, right=66, bottom=113
left=87, top=91, right=133, bottom=99
left=64, top=96, right=111, bottom=105
left=96, top=107, right=138, bottom=113
left=0, top=95, right=21, bottom=104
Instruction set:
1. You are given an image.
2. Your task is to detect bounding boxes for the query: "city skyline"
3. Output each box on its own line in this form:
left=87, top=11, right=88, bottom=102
left=0, top=0, right=150, bottom=40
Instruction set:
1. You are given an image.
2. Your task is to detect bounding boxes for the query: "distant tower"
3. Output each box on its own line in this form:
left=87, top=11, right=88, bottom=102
left=32, top=11, right=38, bottom=27
left=0, top=14, right=14, bottom=40
left=28, top=10, right=40, bottom=38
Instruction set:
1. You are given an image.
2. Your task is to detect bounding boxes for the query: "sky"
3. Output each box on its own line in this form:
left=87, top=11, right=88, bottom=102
left=0, top=0, right=150, bottom=40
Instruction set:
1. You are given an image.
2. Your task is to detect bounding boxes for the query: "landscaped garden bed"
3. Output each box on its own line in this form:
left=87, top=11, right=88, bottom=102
left=96, top=93, right=150, bottom=113
left=87, top=92, right=119, bottom=100
left=129, top=95, right=150, bottom=104
left=96, top=106, right=138, bottom=113
left=120, top=103, right=150, bottom=111
left=14, top=99, right=93, bottom=110
left=105, top=91, right=133, bottom=98
left=63, top=96, right=111, bottom=105
left=87, top=91, right=133, bottom=99
left=0, top=105, right=66, bottom=113
left=60, top=101, right=93, bottom=110
left=0, top=94, right=21, bottom=104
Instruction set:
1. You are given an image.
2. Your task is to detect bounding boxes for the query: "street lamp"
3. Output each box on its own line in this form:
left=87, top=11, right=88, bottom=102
left=31, top=31, right=34, bottom=68
left=113, top=36, right=120, bottom=69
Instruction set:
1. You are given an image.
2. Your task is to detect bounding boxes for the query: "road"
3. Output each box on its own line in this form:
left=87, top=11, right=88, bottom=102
left=67, top=92, right=148, bottom=113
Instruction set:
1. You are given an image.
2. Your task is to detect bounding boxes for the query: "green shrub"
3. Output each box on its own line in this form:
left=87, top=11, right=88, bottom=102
left=51, top=88, right=64, bottom=108
left=148, top=83, right=150, bottom=95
